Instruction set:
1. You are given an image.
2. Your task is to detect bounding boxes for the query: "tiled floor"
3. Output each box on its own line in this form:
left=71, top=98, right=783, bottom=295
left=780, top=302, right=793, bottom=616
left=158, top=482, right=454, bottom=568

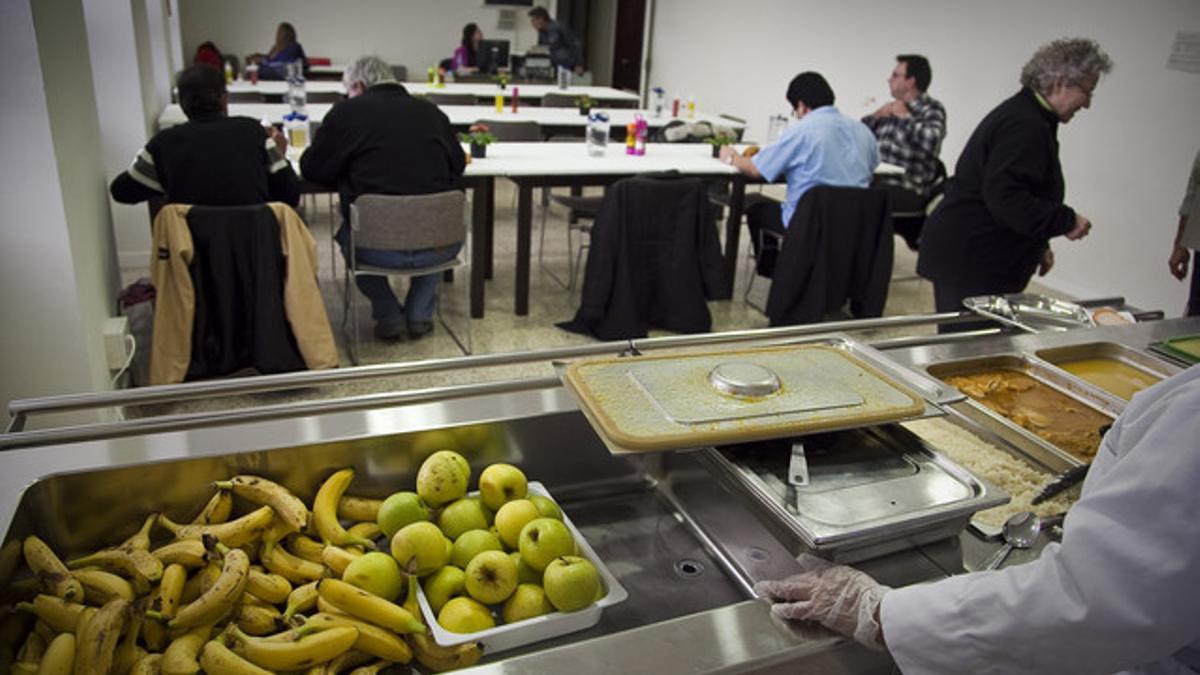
left=121, top=182, right=1056, bottom=415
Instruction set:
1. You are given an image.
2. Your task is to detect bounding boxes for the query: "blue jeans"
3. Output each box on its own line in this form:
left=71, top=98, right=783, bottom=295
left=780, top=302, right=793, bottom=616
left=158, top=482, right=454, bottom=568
left=336, top=224, right=461, bottom=325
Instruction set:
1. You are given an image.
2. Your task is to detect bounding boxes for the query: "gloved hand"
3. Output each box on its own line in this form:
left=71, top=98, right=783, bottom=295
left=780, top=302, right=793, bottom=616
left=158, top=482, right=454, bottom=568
left=754, top=554, right=890, bottom=650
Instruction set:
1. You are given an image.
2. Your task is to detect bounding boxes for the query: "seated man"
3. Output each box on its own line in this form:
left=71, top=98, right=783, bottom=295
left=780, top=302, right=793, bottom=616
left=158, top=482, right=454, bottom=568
left=110, top=64, right=299, bottom=207
left=300, top=56, right=465, bottom=341
left=720, top=72, right=879, bottom=274
left=861, top=54, right=947, bottom=216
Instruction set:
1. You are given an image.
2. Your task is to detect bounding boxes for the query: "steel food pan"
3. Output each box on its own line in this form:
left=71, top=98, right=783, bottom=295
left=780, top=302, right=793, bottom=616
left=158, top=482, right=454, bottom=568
left=1034, top=342, right=1179, bottom=402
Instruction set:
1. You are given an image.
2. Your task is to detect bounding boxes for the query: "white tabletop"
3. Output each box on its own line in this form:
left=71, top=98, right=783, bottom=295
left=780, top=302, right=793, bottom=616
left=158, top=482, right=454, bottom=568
left=461, top=142, right=740, bottom=177
left=158, top=103, right=742, bottom=131
left=307, top=64, right=345, bottom=75
left=224, top=80, right=639, bottom=102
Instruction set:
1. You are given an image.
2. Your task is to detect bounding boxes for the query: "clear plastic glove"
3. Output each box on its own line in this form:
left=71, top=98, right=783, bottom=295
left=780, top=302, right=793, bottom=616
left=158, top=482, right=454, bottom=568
left=754, top=554, right=890, bottom=650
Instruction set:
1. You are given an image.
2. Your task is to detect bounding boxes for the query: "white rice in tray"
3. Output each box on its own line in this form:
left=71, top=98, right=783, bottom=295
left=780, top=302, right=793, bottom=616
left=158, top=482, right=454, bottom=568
left=901, top=417, right=1077, bottom=530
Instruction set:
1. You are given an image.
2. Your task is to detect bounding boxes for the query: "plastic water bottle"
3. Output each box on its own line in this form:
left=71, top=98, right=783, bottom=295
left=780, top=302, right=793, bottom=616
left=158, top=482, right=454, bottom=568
left=557, top=66, right=570, bottom=90
left=586, top=112, right=609, bottom=157
left=284, top=112, right=309, bottom=153
left=634, top=115, right=647, bottom=156
left=767, top=114, right=788, bottom=144
left=651, top=87, right=665, bottom=118
left=286, top=61, right=306, bottom=113
left=494, top=94, right=503, bottom=113
left=224, top=61, right=234, bottom=84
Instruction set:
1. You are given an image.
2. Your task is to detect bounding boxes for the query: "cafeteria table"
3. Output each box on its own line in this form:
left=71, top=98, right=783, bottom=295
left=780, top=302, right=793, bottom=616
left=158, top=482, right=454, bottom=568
left=224, top=80, right=640, bottom=104
left=158, top=103, right=741, bottom=136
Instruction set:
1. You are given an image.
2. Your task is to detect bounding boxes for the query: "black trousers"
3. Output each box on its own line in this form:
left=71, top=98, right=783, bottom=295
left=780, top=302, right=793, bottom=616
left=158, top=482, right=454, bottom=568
left=746, top=201, right=786, bottom=277
left=932, top=278, right=1025, bottom=334
left=1189, top=251, right=1200, bottom=317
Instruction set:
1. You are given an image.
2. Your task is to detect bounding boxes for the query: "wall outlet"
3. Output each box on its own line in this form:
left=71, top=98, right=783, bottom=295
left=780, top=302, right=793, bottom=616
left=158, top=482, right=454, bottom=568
left=104, top=316, right=132, bottom=371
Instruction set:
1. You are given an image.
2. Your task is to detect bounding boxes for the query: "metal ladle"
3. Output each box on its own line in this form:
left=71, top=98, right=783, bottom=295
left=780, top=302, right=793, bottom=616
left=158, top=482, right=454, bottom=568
left=983, top=511, right=1041, bottom=571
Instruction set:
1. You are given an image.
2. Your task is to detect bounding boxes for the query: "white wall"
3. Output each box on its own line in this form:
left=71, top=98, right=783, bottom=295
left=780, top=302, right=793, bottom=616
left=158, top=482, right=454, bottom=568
left=648, top=0, right=1200, bottom=316
left=1, top=0, right=122, bottom=426
left=178, top=0, right=552, bottom=76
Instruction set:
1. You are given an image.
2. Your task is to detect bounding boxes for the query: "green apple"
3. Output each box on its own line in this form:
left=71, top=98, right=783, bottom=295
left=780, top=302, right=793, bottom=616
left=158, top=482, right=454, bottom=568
left=437, top=596, right=495, bottom=634
left=377, top=491, right=431, bottom=539
left=528, top=494, right=563, bottom=520
left=510, top=551, right=541, bottom=585
left=542, top=555, right=601, bottom=612
left=437, top=497, right=491, bottom=540
left=450, top=529, right=503, bottom=570
left=450, top=424, right=493, bottom=453
left=502, top=583, right=555, bottom=623
left=464, top=550, right=518, bottom=605
left=342, top=551, right=404, bottom=602
left=422, top=565, right=467, bottom=615
left=518, top=518, right=576, bottom=572
left=478, top=463, right=528, bottom=511
left=416, top=450, right=471, bottom=507
left=493, top=499, right=540, bottom=550
left=390, top=521, right=450, bottom=576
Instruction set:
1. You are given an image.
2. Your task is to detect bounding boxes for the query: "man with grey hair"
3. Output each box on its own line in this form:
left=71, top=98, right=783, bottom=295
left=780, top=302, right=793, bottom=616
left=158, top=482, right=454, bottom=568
left=302, top=56, right=465, bottom=341
left=916, top=38, right=1112, bottom=332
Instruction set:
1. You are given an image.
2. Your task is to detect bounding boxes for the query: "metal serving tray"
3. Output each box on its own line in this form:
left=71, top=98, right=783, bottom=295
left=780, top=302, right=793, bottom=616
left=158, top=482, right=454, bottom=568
left=963, top=293, right=1092, bottom=332
left=926, top=354, right=1123, bottom=468
left=700, top=424, right=1008, bottom=563
left=560, top=334, right=959, bottom=455
left=1035, top=342, right=1180, bottom=401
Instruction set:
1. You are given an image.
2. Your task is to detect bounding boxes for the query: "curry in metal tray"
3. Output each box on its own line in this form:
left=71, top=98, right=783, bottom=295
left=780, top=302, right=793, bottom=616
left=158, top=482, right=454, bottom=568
left=945, top=370, right=1110, bottom=461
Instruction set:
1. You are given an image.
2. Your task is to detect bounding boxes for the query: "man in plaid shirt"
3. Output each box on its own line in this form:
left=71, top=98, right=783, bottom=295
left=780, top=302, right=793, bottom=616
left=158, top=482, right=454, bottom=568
left=862, top=55, right=947, bottom=217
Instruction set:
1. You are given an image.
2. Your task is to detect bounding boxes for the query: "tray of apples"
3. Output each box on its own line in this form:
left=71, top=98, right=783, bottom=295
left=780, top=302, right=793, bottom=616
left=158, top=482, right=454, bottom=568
left=384, top=450, right=628, bottom=654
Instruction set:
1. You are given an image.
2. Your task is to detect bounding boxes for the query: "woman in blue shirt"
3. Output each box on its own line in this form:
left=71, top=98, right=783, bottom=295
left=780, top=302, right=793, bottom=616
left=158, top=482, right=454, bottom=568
left=247, top=22, right=307, bottom=80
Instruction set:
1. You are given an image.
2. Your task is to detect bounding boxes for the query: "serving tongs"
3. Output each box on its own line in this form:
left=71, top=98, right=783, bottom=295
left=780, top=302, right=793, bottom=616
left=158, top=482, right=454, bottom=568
left=1031, top=464, right=1089, bottom=505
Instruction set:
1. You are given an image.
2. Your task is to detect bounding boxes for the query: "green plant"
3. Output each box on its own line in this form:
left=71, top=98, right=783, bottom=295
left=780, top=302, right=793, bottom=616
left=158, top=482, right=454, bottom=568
left=705, top=133, right=736, bottom=147
left=493, top=72, right=509, bottom=88
left=458, top=123, right=496, bottom=146
left=575, top=94, right=594, bottom=109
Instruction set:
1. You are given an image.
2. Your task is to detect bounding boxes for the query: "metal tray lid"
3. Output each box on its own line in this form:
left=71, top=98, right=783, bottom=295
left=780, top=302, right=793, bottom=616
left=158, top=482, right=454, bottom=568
left=561, top=342, right=927, bottom=453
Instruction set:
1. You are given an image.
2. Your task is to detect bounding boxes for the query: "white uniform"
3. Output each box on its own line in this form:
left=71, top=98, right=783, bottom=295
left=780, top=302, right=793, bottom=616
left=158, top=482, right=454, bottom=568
left=881, top=365, right=1200, bottom=675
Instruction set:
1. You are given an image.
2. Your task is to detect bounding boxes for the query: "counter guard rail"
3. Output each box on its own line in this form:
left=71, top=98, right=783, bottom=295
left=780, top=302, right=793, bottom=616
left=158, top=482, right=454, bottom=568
left=5, top=307, right=1095, bottom=449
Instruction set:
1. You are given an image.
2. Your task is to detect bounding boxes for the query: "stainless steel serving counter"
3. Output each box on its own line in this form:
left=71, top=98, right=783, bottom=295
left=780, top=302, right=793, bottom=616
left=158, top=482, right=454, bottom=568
left=1, top=315, right=1195, bottom=674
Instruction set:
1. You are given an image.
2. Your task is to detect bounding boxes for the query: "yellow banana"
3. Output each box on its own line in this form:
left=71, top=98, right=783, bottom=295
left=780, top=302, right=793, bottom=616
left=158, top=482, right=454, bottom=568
left=161, top=624, right=211, bottom=675
left=312, top=647, right=373, bottom=674
left=32, top=619, right=55, bottom=645
left=217, top=476, right=310, bottom=534
left=286, top=535, right=327, bottom=564
left=180, top=562, right=222, bottom=604
left=158, top=505, right=275, bottom=549
left=14, top=629, right=45, bottom=672
left=19, top=595, right=96, bottom=634
left=71, top=567, right=135, bottom=605
left=234, top=604, right=285, bottom=636
left=320, top=545, right=361, bottom=577
left=151, top=540, right=208, bottom=569
left=192, top=490, right=234, bottom=525
left=120, top=514, right=158, bottom=551
left=260, top=516, right=295, bottom=549
left=66, top=546, right=162, bottom=595
left=0, top=538, right=24, bottom=590
left=245, top=568, right=291, bottom=605
left=36, top=632, right=75, bottom=675
left=301, top=612, right=413, bottom=663
left=128, top=653, right=163, bottom=675
left=315, top=596, right=347, bottom=616
left=154, top=563, right=187, bottom=620
left=345, top=522, right=382, bottom=543
left=317, top=579, right=425, bottom=634
left=141, top=611, right=168, bottom=653
left=283, top=581, right=319, bottom=620
left=401, top=575, right=483, bottom=673
left=73, top=597, right=130, bottom=675
left=312, top=469, right=375, bottom=549
left=110, top=612, right=146, bottom=675
left=348, top=662, right=390, bottom=675
left=23, top=536, right=83, bottom=603
left=336, top=496, right=383, bottom=523
left=225, top=624, right=359, bottom=672
left=170, top=548, right=249, bottom=629
left=260, top=543, right=325, bottom=584
left=199, top=640, right=273, bottom=675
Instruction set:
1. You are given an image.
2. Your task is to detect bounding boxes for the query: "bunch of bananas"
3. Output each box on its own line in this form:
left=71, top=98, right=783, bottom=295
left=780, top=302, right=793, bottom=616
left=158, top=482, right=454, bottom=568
left=2, top=469, right=483, bottom=673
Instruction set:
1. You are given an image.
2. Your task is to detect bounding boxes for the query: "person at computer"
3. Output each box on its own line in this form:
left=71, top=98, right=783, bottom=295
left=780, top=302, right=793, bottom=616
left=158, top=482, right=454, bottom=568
left=452, top=23, right=482, bottom=75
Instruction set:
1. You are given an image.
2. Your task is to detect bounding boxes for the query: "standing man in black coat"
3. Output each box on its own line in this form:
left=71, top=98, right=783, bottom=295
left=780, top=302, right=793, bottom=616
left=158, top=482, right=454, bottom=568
left=301, top=56, right=465, bottom=341
left=917, top=38, right=1111, bottom=331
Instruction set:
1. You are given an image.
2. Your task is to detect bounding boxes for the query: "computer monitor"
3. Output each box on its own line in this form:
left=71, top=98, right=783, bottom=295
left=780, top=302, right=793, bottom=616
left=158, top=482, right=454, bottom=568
left=477, top=40, right=510, bottom=74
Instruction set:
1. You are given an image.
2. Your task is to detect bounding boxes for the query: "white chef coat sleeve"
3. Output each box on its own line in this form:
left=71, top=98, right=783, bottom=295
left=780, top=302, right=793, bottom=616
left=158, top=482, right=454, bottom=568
left=880, top=368, right=1200, bottom=675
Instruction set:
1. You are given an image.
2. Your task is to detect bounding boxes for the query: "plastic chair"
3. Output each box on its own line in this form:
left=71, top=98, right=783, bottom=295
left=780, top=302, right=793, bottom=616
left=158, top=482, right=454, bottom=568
left=474, top=120, right=542, bottom=141
left=390, top=65, right=408, bottom=82
left=540, top=92, right=576, bottom=108
left=425, top=92, right=477, bottom=106
left=343, top=191, right=471, bottom=362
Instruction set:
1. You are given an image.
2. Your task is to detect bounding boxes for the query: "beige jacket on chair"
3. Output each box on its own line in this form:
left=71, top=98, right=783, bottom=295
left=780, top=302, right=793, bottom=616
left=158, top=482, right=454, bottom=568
left=149, top=203, right=338, bottom=385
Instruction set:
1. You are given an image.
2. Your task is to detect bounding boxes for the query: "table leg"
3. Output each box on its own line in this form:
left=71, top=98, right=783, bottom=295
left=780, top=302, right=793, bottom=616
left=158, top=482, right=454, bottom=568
left=721, top=175, right=746, bottom=300
left=484, top=180, right=495, bottom=280
left=516, top=180, right=533, bottom=316
left=470, top=178, right=491, bottom=319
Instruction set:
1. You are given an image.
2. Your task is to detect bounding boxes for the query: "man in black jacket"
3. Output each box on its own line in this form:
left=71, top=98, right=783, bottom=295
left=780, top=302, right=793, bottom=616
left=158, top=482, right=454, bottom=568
left=301, top=56, right=465, bottom=341
left=110, top=64, right=299, bottom=207
left=917, top=38, right=1110, bottom=331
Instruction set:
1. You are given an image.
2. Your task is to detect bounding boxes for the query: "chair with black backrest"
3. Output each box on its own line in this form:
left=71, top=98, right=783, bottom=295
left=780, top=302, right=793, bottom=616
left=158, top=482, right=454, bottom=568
left=890, top=158, right=947, bottom=252
left=537, top=136, right=602, bottom=292
left=305, top=91, right=345, bottom=104
left=761, top=185, right=894, bottom=326
left=540, top=92, right=576, bottom=108
left=343, top=191, right=470, bottom=362
left=426, top=92, right=478, bottom=106
left=390, top=65, right=407, bottom=82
